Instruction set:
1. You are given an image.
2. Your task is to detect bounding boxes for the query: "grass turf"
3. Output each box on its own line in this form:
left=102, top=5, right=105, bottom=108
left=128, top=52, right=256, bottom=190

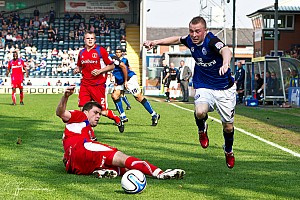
left=0, top=94, right=299, bottom=200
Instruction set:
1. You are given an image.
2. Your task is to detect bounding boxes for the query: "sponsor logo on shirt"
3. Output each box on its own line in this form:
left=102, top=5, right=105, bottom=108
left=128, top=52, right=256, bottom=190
left=215, top=42, right=224, bottom=50
left=81, top=60, right=98, bottom=64
left=195, top=58, right=216, bottom=67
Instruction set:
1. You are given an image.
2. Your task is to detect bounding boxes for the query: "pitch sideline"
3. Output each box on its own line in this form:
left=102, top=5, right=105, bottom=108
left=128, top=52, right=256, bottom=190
left=167, top=102, right=300, bottom=158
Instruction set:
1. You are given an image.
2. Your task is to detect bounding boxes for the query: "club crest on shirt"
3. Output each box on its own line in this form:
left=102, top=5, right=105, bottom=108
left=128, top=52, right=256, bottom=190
left=202, top=47, right=207, bottom=55
left=191, top=47, right=194, bottom=52
left=215, top=42, right=224, bottom=50
left=92, top=53, right=97, bottom=58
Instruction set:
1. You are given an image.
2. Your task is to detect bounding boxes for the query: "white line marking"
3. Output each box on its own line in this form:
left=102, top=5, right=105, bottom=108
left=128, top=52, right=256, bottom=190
left=170, top=103, right=300, bottom=158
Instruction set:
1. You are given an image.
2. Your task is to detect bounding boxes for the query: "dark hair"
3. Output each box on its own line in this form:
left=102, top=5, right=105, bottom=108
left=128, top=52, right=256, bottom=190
left=190, top=16, right=207, bottom=29
left=82, top=101, right=102, bottom=112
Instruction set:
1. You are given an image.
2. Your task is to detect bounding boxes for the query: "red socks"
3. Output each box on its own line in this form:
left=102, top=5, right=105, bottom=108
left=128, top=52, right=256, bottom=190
left=106, top=109, right=120, bottom=123
left=125, top=156, right=162, bottom=177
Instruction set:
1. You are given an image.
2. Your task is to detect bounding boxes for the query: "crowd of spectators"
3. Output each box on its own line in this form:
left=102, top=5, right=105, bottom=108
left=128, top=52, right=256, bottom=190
left=0, top=9, right=127, bottom=78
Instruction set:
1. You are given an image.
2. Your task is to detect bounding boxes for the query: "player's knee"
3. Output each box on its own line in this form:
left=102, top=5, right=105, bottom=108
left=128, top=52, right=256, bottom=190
left=135, top=94, right=143, bottom=102
left=223, top=124, right=234, bottom=133
left=195, top=110, right=207, bottom=119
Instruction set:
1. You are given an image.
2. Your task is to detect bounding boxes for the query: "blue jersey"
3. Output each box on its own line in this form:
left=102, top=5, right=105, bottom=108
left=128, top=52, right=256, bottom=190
left=180, top=32, right=233, bottom=90
left=112, top=56, right=135, bottom=85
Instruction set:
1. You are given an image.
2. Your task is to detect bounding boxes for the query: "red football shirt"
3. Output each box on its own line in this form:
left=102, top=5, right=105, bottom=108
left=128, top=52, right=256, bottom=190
left=62, top=110, right=96, bottom=151
left=77, top=45, right=113, bottom=86
left=8, top=58, right=25, bottom=82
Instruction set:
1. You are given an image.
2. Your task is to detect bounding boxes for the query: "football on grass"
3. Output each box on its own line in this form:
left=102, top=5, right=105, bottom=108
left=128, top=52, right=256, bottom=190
left=121, top=170, right=147, bottom=194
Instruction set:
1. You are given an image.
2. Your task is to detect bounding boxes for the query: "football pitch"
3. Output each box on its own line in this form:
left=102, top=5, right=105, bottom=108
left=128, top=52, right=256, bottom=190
left=0, top=94, right=299, bottom=200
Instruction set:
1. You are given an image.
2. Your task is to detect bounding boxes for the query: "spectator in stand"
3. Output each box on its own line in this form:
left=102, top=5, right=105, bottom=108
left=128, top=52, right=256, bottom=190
left=79, top=22, right=85, bottom=31
left=52, top=64, right=57, bottom=75
left=290, top=69, right=299, bottom=87
left=52, top=48, right=58, bottom=57
left=33, top=18, right=40, bottom=28
left=105, top=25, right=111, bottom=36
left=27, top=79, right=32, bottom=86
left=73, top=13, right=82, bottom=20
left=31, top=45, right=37, bottom=56
left=24, top=44, right=32, bottom=56
left=90, top=24, right=95, bottom=33
left=64, top=81, right=70, bottom=86
left=38, top=25, right=44, bottom=37
left=78, top=30, right=84, bottom=40
left=283, top=69, right=291, bottom=96
left=64, top=12, right=71, bottom=22
left=34, top=7, right=39, bottom=21
left=254, top=73, right=264, bottom=100
left=0, top=36, right=4, bottom=49
left=41, top=17, right=49, bottom=29
left=5, top=31, right=13, bottom=46
left=56, top=79, right=62, bottom=86
left=266, top=72, right=279, bottom=96
left=119, top=19, right=126, bottom=34
left=100, top=26, right=106, bottom=36
left=48, top=26, right=55, bottom=42
left=49, top=7, right=55, bottom=23
left=94, top=27, right=100, bottom=35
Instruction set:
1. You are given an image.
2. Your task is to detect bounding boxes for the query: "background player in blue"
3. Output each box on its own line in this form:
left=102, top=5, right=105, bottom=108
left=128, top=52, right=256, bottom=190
left=144, top=16, right=236, bottom=168
left=110, top=55, right=160, bottom=126
left=115, top=49, right=132, bottom=110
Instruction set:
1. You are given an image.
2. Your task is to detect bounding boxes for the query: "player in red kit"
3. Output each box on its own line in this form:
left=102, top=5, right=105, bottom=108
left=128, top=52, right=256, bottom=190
left=74, top=31, right=124, bottom=133
left=56, top=86, right=185, bottom=179
left=6, top=51, right=28, bottom=105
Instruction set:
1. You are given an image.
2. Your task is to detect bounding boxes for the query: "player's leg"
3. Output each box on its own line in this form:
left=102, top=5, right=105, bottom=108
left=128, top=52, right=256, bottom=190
left=215, top=85, right=236, bottom=168
left=111, top=151, right=185, bottom=179
left=11, top=87, right=17, bottom=105
left=111, top=87, right=128, bottom=122
left=194, top=88, right=213, bottom=148
left=121, top=90, right=131, bottom=110
left=128, top=76, right=160, bottom=126
left=19, top=84, right=24, bottom=105
left=164, top=81, right=170, bottom=102
left=91, top=85, right=124, bottom=133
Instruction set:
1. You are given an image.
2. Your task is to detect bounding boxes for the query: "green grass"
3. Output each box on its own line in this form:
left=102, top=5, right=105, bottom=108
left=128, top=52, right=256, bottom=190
left=0, top=94, right=299, bottom=200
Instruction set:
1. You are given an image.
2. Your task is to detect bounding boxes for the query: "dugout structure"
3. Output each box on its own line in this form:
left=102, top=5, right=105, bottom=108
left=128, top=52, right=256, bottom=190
left=245, top=56, right=287, bottom=104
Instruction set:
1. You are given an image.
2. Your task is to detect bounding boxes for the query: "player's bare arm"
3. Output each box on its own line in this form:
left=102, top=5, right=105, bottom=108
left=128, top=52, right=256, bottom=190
left=219, top=46, right=232, bottom=76
left=73, top=66, right=82, bottom=74
left=56, top=86, right=75, bottom=122
left=119, top=62, right=128, bottom=85
left=143, top=36, right=181, bottom=50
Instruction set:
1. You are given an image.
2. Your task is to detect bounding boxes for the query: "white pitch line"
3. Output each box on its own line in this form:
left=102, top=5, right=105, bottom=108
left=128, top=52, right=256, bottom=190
left=170, top=103, right=300, bottom=158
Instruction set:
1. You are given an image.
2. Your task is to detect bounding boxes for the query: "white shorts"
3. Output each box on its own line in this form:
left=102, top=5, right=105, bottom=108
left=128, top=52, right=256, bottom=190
left=169, top=80, right=178, bottom=89
left=115, top=75, right=141, bottom=96
left=194, top=84, right=237, bottom=123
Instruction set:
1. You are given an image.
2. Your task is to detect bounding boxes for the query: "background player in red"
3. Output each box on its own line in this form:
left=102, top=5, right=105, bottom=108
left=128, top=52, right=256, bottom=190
left=74, top=31, right=124, bottom=133
left=56, top=86, right=185, bottom=179
left=6, top=51, right=28, bottom=105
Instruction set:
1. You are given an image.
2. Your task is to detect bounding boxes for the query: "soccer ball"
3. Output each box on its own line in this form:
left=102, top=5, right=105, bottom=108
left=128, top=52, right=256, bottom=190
left=121, top=170, right=147, bottom=194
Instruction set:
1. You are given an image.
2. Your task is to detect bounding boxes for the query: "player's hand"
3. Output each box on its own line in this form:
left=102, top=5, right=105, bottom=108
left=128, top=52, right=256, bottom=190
left=91, top=69, right=101, bottom=76
left=73, top=67, right=80, bottom=74
left=143, top=40, right=155, bottom=50
left=219, top=65, right=229, bottom=76
left=64, top=85, right=75, bottom=97
left=124, top=81, right=129, bottom=90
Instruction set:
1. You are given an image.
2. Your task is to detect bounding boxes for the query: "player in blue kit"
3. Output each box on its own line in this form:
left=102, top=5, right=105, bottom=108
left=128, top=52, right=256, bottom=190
left=115, top=50, right=132, bottom=110
left=143, top=16, right=236, bottom=168
left=110, top=51, right=160, bottom=126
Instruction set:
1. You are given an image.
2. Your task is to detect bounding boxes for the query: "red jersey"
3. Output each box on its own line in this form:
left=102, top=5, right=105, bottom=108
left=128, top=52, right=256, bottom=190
left=8, top=58, right=25, bottom=82
left=62, top=110, right=96, bottom=151
left=77, top=45, right=113, bottom=86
